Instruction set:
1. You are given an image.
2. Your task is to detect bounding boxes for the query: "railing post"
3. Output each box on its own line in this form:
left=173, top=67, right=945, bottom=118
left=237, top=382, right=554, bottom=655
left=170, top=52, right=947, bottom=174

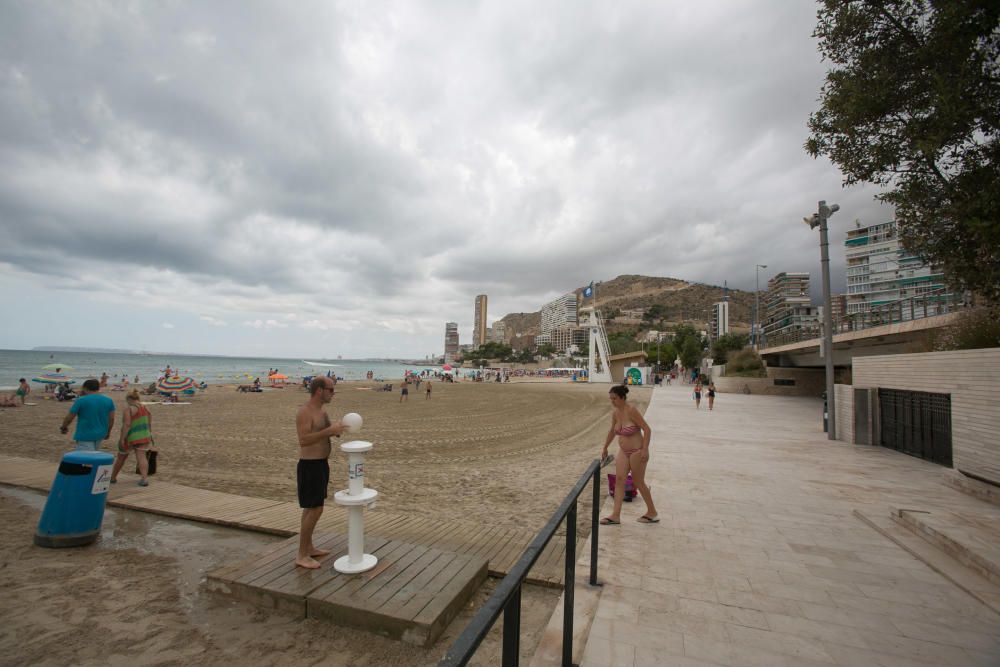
left=563, top=501, right=577, bottom=667
left=502, top=585, right=521, bottom=667
left=590, top=465, right=599, bottom=586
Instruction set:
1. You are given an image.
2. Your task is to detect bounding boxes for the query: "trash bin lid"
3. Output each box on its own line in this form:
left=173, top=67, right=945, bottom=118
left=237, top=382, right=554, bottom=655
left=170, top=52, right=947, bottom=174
left=62, top=450, right=115, bottom=465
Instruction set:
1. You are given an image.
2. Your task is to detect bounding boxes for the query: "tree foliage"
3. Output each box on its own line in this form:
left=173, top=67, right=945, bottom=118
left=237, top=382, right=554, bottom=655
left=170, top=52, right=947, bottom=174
left=607, top=330, right=642, bottom=355
left=462, top=341, right=515, bottom=363
left=536, top=342, right=557, bottom=358
left=711, top=333, right=750, bottom=364
left=671, top=324, right=705, bottom=355
left=806, top=1, right=1000, bottom=298
left=725, top=347, right=767, bottom=377
left=679, top=337, right=703, bottom=370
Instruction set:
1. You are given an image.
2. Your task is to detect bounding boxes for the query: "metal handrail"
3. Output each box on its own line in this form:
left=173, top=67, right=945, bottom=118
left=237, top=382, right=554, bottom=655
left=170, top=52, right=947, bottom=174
left=438, top=459, right=602, bottom=667
left=761, top=287, right=965, bottom=350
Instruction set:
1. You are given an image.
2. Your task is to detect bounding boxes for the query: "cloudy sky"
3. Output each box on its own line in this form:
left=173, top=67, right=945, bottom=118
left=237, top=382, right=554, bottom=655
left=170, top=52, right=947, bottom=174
left=0, top=1, right=891, bottom=358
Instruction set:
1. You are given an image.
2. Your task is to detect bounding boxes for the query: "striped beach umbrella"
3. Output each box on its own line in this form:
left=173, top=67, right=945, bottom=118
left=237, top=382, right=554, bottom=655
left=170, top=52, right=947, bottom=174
left=32, top=373, right=76, bottom=385
left=156, top=375, right=196, bottom=393
left=42, top=363, right=74, bottom=371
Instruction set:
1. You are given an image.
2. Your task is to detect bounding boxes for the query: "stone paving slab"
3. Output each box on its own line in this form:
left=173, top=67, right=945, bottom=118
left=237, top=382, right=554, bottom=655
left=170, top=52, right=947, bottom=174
left=531, top=383, right=1000, bottom=666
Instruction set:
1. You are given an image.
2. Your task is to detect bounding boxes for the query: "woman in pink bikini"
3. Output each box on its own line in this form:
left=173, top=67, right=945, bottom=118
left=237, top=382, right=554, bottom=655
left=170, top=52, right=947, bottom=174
left=599, top=385, right=658, bottom=524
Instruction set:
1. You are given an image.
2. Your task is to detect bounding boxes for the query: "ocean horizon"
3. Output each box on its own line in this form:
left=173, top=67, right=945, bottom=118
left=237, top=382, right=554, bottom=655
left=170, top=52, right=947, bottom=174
left=0, top=349, right=433, bottom=389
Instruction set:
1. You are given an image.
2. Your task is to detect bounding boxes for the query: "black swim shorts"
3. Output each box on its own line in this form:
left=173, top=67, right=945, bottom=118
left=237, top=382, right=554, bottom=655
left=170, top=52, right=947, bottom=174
left=297, top=459, right=330, bottom=509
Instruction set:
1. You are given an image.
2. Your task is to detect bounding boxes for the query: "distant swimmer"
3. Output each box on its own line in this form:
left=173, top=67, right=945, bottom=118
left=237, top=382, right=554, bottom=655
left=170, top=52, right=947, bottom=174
left=294, top=376, right=346, bottom=569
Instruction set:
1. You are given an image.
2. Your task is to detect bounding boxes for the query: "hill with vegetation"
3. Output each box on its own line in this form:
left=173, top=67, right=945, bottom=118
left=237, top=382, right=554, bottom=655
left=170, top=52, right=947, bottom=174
left=496, top=274, right=753, bottom=337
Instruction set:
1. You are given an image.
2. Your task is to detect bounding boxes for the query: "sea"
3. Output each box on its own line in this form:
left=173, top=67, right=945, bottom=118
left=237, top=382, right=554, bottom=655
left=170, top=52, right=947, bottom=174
left=0, top=349, right=432, bottom=389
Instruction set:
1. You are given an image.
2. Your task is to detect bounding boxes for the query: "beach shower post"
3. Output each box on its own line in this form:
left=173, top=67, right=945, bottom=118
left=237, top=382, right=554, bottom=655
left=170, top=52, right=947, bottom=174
left=333, top=414, right=379, bottom=574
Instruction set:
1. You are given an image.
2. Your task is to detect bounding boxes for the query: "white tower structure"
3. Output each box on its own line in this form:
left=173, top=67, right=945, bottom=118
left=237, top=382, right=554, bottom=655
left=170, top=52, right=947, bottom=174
left=580, top=307, right=612, bottom=383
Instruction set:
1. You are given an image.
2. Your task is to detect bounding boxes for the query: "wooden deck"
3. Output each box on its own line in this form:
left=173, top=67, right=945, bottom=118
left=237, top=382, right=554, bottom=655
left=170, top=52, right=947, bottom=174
left=206, top=532, right=488, bottom=646
left=0, top=454, right=570, bottom=587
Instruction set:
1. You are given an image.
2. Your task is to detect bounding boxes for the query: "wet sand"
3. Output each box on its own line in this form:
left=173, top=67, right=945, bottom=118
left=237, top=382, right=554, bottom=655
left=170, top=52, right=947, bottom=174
left=0, top=380, right=650, bottom=665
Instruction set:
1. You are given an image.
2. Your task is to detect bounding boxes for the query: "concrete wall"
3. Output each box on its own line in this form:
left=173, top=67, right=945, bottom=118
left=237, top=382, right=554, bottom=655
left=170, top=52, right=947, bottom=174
left=834, top=384, right=855, bottom=444
left=713, top=367, right=827, bottom=396
left=852, top=348, right=1000, bottom=485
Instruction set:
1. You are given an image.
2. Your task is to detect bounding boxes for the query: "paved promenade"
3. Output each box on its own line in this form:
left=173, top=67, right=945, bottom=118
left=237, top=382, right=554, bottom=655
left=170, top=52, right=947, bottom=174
left=538, top=382, right=1000, bottom=666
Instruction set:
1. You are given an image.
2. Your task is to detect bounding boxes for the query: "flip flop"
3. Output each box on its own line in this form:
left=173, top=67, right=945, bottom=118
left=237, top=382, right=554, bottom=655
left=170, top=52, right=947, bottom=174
left=600, top=454, right=615, bottom=468
left=637, top=515, right=660, bottom=524
left=600, top=517, right=620, bottom=525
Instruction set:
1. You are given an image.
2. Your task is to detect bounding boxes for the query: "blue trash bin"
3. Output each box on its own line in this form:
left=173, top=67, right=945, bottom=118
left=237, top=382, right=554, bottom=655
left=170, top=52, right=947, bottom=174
left=35, top=450, right=115, bottom=548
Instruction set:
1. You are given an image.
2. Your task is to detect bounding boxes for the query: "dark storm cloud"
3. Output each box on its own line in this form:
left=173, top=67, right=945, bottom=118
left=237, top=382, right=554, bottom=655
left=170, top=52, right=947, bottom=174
left=0, top=1, right=889, bottom=354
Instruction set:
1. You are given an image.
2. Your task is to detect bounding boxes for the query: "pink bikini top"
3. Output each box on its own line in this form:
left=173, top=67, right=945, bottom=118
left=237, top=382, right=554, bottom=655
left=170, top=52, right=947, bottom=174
left=615, top=424, right=640, bottom=436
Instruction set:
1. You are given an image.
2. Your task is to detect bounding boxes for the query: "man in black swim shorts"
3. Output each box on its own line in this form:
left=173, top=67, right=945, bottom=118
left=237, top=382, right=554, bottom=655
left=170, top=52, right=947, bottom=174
left=294, top=376, right=346, bottom=569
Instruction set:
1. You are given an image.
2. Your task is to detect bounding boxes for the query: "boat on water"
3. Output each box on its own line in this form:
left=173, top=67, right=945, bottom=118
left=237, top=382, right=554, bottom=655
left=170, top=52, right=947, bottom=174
left=302, top=360, right=341, bottom=367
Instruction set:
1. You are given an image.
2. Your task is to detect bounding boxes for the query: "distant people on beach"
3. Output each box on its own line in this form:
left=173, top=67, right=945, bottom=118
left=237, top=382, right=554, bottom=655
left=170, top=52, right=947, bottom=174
left=294, top=376, right=346, bottom=569
left=693, top=380, right=703, bottom=409
left=0, top=394, right=19, bottom=407
left=60, top=379, right=115, bottom=451
left=600, top=385, right=658, bottom=525
left=707, top=382, right=716, bottom=411
left=111, top=390, right=152, bottom=486
left=100, top=372, right=109, bottom=388
left=55, top=382, right=76, bottom=401
left=400, top=378, right=409, bottom=403
left=16, top=378, right=30, bottom=405
left=425, top=382, right=432, bottom=399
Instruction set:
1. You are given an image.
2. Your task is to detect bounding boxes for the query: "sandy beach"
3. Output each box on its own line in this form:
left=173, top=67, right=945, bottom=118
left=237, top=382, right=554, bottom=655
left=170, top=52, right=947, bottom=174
left=0, top=379, right=650, bottom=665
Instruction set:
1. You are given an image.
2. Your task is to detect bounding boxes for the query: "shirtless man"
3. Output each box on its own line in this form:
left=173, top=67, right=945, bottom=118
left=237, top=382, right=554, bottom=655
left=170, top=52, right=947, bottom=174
left=294, top=376, right=346, bottom=569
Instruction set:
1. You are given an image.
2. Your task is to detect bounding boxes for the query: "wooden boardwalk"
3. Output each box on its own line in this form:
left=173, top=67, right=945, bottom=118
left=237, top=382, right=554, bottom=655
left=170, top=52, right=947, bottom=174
left=206, top=533, right=488, bottom=646
left=0, top=454, right=569, bottom=587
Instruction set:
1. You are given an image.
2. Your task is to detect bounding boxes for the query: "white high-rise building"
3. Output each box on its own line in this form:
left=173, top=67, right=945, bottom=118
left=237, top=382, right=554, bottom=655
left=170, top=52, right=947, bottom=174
left=711, top=301, right=730, bottom=339
left=844, top=220, right=946, bottom=317
left=540, top=293, right=578, bottom=335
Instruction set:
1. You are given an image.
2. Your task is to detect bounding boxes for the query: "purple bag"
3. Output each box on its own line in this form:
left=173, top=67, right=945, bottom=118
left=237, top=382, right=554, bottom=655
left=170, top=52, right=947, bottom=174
left=607, top=473, right=637, bottom=501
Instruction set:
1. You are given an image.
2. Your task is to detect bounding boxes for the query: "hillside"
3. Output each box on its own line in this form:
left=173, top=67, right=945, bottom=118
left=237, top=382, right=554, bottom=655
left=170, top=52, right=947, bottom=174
left=498, top=274, right=752, bottom=336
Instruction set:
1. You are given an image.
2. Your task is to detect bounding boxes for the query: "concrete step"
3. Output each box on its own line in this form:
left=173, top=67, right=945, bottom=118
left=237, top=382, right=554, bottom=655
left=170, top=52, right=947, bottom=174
left=854, top=509, right=1000, bottom=616
left=890, top=505, right=1000, bottom=588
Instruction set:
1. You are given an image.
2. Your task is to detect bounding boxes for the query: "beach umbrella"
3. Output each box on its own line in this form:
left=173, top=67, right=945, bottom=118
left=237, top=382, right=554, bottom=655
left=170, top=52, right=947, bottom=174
left=33, top=373, right=75, bottom=385
left=156, top=375, right=196, bottom=393
left=442, top=364, right=453, bottom=371
left=42, top=363, right=74, bottom=371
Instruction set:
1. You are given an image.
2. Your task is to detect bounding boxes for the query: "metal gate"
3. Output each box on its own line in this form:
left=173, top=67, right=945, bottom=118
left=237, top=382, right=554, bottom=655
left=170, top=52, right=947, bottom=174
left=878, top=389, right=952, bottom=466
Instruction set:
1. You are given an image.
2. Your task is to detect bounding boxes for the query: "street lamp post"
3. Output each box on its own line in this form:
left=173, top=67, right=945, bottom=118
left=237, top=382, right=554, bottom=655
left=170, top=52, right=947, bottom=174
left=754, top=264, right=767, bottom=350
left=804, top=200, right=840, bottom=441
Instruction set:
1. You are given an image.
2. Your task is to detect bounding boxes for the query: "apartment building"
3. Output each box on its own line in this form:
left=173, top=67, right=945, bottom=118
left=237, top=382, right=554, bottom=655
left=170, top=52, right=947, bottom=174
left=473, top=295, right=488, bottom=348
left=844, top=220, right=946, bottom=317
left=489, top=320, right=507, bottom=343
left=711, top=301, right=730, bottom=339
left=444, top=322, right=459, bottom=363
left=762, top=272, right=819, bottom=344
left=540, top=292, right=578, bottom=334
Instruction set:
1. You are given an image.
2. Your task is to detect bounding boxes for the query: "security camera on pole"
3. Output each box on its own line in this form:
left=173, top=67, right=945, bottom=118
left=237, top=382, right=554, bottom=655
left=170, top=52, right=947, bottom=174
left=803, top=200, right=839, bottom=441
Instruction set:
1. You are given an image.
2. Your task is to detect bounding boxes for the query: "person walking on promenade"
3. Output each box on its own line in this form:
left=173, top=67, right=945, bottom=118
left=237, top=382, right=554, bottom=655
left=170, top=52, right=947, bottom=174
left=693, top=380, right=703, bottom=409
left=16, top=378, right=30, bottom=405
left=294, top=376, right=346, bottom=569
left=599, top=385, right=658, bottom=524
left=59, top=379, right=115, bottom=451
left=111, top=390, right=152, bottom=486
left=707, top=381, right=717, bottom=411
